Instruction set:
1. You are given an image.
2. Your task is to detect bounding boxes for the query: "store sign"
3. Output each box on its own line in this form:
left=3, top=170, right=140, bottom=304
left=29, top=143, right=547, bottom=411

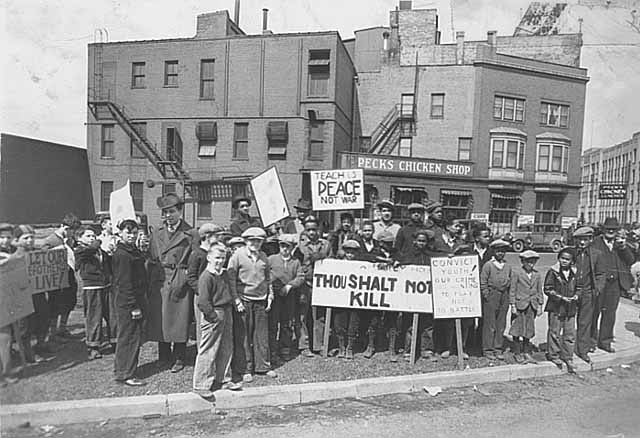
left=470, top=213, right=489, bottom=221
left=598, top=184, right=626, bottom=199
left=340, top=153, right=474, bottom=178
left=561, top=216, right=578, bottom=228
left=517, top=215, right=535, bottom=227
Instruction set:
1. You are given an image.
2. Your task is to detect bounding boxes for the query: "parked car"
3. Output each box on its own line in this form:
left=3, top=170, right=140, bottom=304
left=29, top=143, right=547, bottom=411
left=504, top=224, right=564, bottom=253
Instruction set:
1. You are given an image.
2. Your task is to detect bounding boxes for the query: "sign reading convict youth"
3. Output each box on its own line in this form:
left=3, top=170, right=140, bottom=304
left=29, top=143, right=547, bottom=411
left=310, top=169, right=364, bottom=211
left=430, top=255, right=481, bottom=319
left=26, top=248, right=69, bottom=293
left=311, top=259, right=432, bottom=313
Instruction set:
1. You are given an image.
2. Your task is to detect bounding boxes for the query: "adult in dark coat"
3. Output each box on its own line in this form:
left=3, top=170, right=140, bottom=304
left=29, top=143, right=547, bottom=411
left=229, top=195, right=261, bottom=237
left=589, top=218, right=634, bottom=352
left=147, top=193, right=196, bottom=372
left=112, top=219, right=147, bottom=386
left=394, top=203, right=426, bottom=256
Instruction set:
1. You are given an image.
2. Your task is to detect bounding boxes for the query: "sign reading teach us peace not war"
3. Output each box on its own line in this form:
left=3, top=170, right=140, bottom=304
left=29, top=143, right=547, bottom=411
left=430, top=255, right=482, bottom=319
left=26, top=248, right=69, bottom=293
left=310, top=168, right=364, bottom=211
left=311, top=259, right=433, bottom=313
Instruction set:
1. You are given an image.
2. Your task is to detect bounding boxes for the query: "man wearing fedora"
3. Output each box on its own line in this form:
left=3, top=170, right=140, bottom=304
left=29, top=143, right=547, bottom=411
left=230, top=195, right=261, bottom=237
left=147, top=193, right=196, bottom=373
left=282, top=198, right=313, bottom=237
left=589, top=218, right=634, bottom=353
left=373, top=199, right=400, bottom=244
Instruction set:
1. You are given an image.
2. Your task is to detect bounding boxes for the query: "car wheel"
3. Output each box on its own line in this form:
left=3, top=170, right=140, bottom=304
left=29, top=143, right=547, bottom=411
left=551, top=240, right=563, bottom=253
left=512, top=240, right=525, bottom=253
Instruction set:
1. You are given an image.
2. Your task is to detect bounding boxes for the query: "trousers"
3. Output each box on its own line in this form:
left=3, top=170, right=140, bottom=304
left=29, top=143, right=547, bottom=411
left=114, top=307, right=143, bottom=381
left=576, top=289, right=594, bottom=356
left=83, top=287, right=113, bottom=348
left=547, top=312, right=575, bottom=361
left=232, top=299, right=270, bottom=376
left=192, top=306, right=233, bottom=390
left=592, top=282, right=621, bottom=348
left=482, top=290, right=509, bottom=352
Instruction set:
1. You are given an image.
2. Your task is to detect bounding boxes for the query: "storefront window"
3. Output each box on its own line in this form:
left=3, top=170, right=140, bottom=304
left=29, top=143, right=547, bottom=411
left=535, top=193, right=563, bottom=230
left=391, top=186, right=428, bottom=226
left=441, top=189, right=472, bottom=221
left=489, top=191, right=521, bottom=235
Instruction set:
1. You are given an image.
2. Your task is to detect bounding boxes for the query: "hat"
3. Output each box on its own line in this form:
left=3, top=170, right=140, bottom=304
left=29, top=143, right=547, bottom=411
left=156, top=192, right=184, bottom=210
left=241, top=227, right=266, bottom=239
left=519, top=250, right=540, bottom=260
left=278, top=233, right=298, bottom=247
left=490, top=239, right=511, bottom=250
left=294, top=198, right=312, bottom=210
left=232, top=195, right=252, bottom=209
left=219, top=226, right=232, bottom=236
left=0, top=223, right=14, bottom=233
left=13, top=224, right=35, bottom=239
left=425, top=201, right=443, bottom=214
left=413, top=229, right=435, bottom=239
left=407, top=203, right=425, bottom=212
left=198, top=223, right=224, bottom=238
left=558, top=246, right=577, bottom=259
left=228, top=236, right=246, bottom=246
left=339, top=212, right=354, bottom=222
left=573, top=226, right=594, bottom=237
left=341, top=239, right=361, bottom=250
left=117, top=219, right=139, bottom=230
left=377, top=199, right=395, bottom=210
left=603, top=217, right=620, bottom=230
left=453, top=244, right=473, bottom=255
left=376, top=230, right=395, bottom=243
left=303, top=215, right=319, bottom=226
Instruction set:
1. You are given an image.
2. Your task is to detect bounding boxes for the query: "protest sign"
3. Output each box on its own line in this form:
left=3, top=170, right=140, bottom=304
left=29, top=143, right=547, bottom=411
left=0, top=255, right=35, bottom=326
left=26, top=248, right=69, bottom=293
left=250, top=166, right=290, bottom=227
left=430, top=255, right=481, bottom=319
left=310, top=169, right=364, bottom=211
left=109, top=180, right=136, bottom=232
left=311, top=259, right=432, bottom=313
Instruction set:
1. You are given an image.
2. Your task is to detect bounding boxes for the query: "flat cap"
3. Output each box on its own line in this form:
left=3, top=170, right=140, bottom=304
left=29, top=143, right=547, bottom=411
left=376, top=199, right=395, bottom=210
left=573, top=226, right=594, bottom=237
left=303, top=215, right=319, bottom=225
left=117, top=219, right=139, bottom=231
left=278, top=233, right=298, bottom=246
left=490, top=239, right=511, bottom=250
left=0, top=223, right=14, bottom=233
left=414, top=229, right=435, bottom=239
left=156, top=192, right=184, bottom=210
left=425, top=201, right=443, bottom=213
left=198, top=223, right=224, bottom=238
left=341, top=239, right=361, bottom=250
left=241, top=227, right=266, bottom=239
left=228, top=236, right=246, bottom=246
left=519, top=250, right=540, bottom=259
left=407, top=203, right=425, bottom=212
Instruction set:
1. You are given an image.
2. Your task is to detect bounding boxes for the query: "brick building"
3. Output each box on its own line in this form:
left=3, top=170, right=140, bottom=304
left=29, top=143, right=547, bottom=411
left=579, top=131, right=640, bottom=225
left=87, top=2, right=588, bottom=233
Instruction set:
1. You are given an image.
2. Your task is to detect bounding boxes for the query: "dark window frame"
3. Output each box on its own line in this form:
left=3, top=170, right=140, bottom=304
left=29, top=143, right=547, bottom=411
left=430, top=93, right=445, bottom=119
left=164, top=60, right=178, bottom=87
left=200, top=59, right=215, bottom=100
left=101, top=124, right=114, bottom=158
left=131, top=62, right=146, bottom=89
left=100, top=181, right=114, bottom=211
left=233, top=122, right=249, bottom=160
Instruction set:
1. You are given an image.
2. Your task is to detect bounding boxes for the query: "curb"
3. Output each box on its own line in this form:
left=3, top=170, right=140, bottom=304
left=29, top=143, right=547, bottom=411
left=3, top=347, right=639, bottom=430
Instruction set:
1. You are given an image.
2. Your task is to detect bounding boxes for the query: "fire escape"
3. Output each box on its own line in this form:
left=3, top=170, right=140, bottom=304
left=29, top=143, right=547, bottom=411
left=87, top=37, right=191, bottom=188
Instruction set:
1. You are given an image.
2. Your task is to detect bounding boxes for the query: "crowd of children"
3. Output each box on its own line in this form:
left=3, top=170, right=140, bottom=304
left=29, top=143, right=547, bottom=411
left=0, top=194, right=636, bottom=394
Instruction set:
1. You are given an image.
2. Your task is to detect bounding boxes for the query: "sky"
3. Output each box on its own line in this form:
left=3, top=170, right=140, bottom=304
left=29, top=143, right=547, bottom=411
left=1, top=0, right=637, bottom=150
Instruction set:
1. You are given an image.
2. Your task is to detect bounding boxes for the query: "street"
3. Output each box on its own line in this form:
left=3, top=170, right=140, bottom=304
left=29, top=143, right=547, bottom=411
left=7, top=362, right=640, bottom=438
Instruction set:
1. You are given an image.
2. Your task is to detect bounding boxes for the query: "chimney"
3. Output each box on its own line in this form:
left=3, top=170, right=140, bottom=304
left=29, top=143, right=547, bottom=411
left=487, top=30, right=497, bottom=47
left=234, top=0, right=240, bottom=25
left=456, top=31, right=465, bottom=64
left=262, top=8, right=269, bottom=33
left=399, top=0, right=412, bottom=10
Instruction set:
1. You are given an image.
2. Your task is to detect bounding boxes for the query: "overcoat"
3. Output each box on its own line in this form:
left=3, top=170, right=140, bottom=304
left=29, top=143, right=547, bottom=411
left=146, top=220, right=195, bottom=342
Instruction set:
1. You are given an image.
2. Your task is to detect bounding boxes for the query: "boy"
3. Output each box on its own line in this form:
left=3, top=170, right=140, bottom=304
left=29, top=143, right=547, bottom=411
left=268, top=234, right=304, bottom=363
left=509, top=250, right=544, bottom=364
left=193, top=244, right=241, bottom=398
left=333, top=239, right=362, bottom=359
left=544, top=247, right=579, bottom=373
left=75, top=227, right=111, bottom=360
left=227, top=227, right=276, bottom=383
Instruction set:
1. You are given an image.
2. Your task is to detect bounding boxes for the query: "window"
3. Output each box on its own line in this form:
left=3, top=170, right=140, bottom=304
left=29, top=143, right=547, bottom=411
left=101, top=124, right=114, bottom=158
left=200, top=59, right=215, bottom=99
left=197, top=201, right=212, bottom=219
left=490, top=137, right=525, bottom=170
left=493, top=96, right=525, bottom=122
left=162, top=183, right=176, bottom=196
left=131, top=62, right=146, bottom=88
left=100, top=181, right=113, bottom=211
left=458, top=138, right=471, bottom=161
left=540, top=102, right=569, bottom=128
left=398, top=137, right=412, bottom=157
left=166, top=127, right=183, bottom=165
left=441, top=190, right=472, bottom=221
left=537, top=142, right=569, bottom=173
left=490, top=191, right=520, bottom=235
left=400, top=94, right=414, bottom=119
left=233, top=123, right=249, bottom=159
left=164, top=60, right=178, bottom=87
left=392, top=186, right=428, bottom=226
left=309, top=121, right=324, bottom=159
left=430, top=93, right=445, bottom=119
left=267, top=121, right=288, bottom=158
left=130, top=182, right=144, bottom=212
left=196, top=122, right=217, bottom=157
left=308, top=50, right=330, bottom=96
left=130, top=122, right=147, bottom=158
left=535, top=193, right=563, bottom=225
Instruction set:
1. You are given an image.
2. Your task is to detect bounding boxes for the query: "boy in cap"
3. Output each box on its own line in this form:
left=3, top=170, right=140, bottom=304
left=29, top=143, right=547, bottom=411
left=509, top=250, right=544, bottom=364
left=268, top=234, right=304, bottom=363
left=333, top=239, right=362, bottom=359
left=394, top=203, right=426, bottom=256
left=228, top=227, right=276, bottom=382
left=479, top=239, right=513, bottom=360
left=373, top=200, right=400, bottom=243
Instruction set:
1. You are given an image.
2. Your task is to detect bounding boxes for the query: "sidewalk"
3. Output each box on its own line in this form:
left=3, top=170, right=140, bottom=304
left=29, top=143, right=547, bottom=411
left=3, top=300, right=639, bottom=430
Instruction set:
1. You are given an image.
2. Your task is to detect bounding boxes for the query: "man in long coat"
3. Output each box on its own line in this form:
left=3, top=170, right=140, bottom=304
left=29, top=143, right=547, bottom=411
left=147, top=193, right=196, bottom=373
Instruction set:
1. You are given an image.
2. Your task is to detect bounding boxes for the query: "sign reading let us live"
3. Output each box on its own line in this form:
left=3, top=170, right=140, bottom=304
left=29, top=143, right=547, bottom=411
left=340, top=153, right=474, bottom=178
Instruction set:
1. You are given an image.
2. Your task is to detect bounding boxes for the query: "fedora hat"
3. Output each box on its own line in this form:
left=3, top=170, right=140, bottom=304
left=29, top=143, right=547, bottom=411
left=156, top=192, right=184, bottom=210
left=294, top=198, right=312, bottom=210
left=232, top=195, right=252, bottom=209
left=602, top=217, right=620, bottom=230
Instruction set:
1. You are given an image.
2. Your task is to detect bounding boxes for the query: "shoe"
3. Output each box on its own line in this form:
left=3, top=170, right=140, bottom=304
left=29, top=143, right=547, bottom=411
left=598, top=344, right=615, bottom=353
left=221, top=381, right=243, bottom=391
left=123, top=378, right=146, bottom=387
left=588, top=346, right=596, bottom=353
left=514, top=353, right=525, bottom=364
left=33, top=354, right=45, bottom=363
left=337, top=346, right=346, bottom=358
left=88, top=349, right=103, bottom=360
left=462, top=352, right=469, bottom=360
left=4, top=375, right=19, bottom=384
left=264, top=370, right=277, bottom=378
left=495, top=351, right=505, bottom=361
left=170, top=360, right=185, bottom=373
left=441, top=350, right=451, bottom=359
left=301, top=349, right=315, bottom=358
left=389, top=353, right=399, bottom=363
left=576, top=352, right=591, bottom=364
left=523, top=353, right=537, bottom=364
left=548, top=357, right=564, bottom=369
left=194, top=388, right=215, bottom=399
left=363, top=345, right=375, bottom=359
left=484, top=351, right=496, bottom=360
left=421, top=349, right=434, bottom=359
left=242, top=373, right=254, bottom=383
left=345, top=345, right=354, bottom=360
left=565, top=360, right=576, bottom=374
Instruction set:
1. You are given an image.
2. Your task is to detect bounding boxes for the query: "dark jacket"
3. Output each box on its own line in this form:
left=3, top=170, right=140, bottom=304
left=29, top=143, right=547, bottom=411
left=398, top=246, right=441, bottom=266
left=197, top=270, right=234, bottom=321
left=229, top=212, right=262, bottom=236
left=590, top=235, right=634, bottom=292
left=328, top=228, right=357, bottom=258
left=394, top=222, right=423, bottom=256
left=74, top=241, right=111, bottom=287
left=574, top=246, right=607, bottom=296
left=268, top=254, right=304, bottom=296
left=112, top=242, right=148, bottom=311
left=544, top=263, right=578, bottom=317
left=187, top=246, right=208, bottom=295
left=474, top=245, right=494, bottom=271
left=355, top=237, right=385, bottom=263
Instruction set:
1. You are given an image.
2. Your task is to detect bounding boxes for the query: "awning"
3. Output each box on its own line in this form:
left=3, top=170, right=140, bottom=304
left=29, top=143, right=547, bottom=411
left=267, top=146, right=287, bottom=156
left=490, top=192, right=521, bottom=200
left=441, top=189, right=472, bottom=197
left=196, top=122, right=217, bottom=141
left=489, top=126, right=527, bottom=137
left=308, top=59, right=330, bottom=66
left=267, top=121, right=288, bottom=142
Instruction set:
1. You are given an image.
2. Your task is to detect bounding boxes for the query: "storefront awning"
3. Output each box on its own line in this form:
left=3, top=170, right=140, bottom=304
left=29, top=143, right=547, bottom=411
left=441, top=189, right=472, bottom=197
left=491, top=192, right=521, bottom=201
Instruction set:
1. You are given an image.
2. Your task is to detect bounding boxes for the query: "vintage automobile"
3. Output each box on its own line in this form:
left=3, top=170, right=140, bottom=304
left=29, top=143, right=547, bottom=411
left=503, top=224, right=565, bottom=253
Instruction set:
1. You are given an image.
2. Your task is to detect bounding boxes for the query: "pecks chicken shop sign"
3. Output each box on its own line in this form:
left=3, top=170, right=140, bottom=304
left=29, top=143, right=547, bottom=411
left=340, top=153, right=474, bottom=178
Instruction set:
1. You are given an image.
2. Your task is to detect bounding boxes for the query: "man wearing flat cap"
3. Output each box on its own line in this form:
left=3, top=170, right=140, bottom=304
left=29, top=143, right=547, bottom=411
left=230, top=195, right=262, bottom=237
left=394, top=203, right=426, bottom=256
left=146, top=192, right=196, bottom=373
left=572, top=226, right=606, bottom=363
left=589, top=218, right=634, bottom=354
left=373, top=200, right=400, bottom=244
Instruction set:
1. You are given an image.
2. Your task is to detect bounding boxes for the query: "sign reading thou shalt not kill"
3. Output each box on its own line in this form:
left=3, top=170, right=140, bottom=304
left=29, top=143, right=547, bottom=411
left=310, top=168, right=364, bottom=211
left=311, top=259, right=433, bottom=313
left=430, top=255, right=482, bottom=319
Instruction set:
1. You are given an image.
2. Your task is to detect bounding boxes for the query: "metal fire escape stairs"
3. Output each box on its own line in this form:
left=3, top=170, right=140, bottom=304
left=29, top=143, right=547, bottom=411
left=87, top=36, right=191, bottom=188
